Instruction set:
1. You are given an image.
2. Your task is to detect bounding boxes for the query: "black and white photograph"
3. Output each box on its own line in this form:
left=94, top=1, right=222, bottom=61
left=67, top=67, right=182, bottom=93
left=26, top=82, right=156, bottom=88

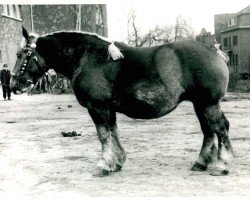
left=0, top=0, right=249, bottom=198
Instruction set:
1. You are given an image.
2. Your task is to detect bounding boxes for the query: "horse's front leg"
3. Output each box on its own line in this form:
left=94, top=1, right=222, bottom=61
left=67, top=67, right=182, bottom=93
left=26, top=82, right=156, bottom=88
left=88, top=107, right=126, bottom=176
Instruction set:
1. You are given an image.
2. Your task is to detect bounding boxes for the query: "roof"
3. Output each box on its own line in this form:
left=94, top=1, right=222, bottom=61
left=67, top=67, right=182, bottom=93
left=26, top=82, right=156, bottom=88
left=236, top=5, right=250, bottom=16
left=221, top=5, right=250, bottom=33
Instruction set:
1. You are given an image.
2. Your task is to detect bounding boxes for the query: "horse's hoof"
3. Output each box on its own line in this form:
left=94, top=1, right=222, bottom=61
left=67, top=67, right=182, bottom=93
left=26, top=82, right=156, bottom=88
left=191, top=162, right=207, bottom=171
left=115, top=164, right=122, bottom=172
left=93, top=167, right=110, bottom=177
left=209, top=169, right=229, bottom=176
left=208, top=161, right=229, bottom=176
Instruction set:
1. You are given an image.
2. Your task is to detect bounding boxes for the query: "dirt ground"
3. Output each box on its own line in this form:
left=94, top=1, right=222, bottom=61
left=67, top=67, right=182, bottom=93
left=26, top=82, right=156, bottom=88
left=0, top=90, right=249, bottom=198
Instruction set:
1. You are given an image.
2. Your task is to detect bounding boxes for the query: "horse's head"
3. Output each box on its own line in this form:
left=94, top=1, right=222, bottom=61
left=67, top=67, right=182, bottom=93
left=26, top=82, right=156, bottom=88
left=11, top=27, right=48, bottom=94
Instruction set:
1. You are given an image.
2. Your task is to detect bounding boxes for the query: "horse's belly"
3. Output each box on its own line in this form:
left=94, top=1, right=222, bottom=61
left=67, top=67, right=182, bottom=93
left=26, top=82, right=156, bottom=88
left=120, top=101, right=177, bottom=119
left=114, top=83, right=180, bottom=119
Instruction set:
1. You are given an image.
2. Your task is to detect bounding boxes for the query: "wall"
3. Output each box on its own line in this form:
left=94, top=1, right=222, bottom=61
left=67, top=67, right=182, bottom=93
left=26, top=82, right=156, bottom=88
left=239, top=13, right=250, bottom=26
left=0, top=5, right=31, bottom=71
left=221, top=30, right=239, bottom=73
left=195, top=32, right=216, bottom=47
left=239, top=29, right=250, bottom=74
left=214, top=13, right=235, bottom=43
left=32, top=5, right=76, bottom=35
left=222, top=28, right=250, bottom=74
left=32, top=5, right=108, bottom=37
left=21, top=5, right=32, bottom=32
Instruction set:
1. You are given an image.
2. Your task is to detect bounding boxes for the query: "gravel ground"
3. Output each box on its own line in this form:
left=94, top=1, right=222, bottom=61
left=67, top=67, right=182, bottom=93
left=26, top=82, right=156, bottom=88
left=0, top=91, right=249, bottom=198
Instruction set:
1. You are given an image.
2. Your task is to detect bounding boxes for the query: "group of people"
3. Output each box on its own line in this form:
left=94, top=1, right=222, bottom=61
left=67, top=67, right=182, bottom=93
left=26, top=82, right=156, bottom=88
left=0, top=64, right=12, bottom=101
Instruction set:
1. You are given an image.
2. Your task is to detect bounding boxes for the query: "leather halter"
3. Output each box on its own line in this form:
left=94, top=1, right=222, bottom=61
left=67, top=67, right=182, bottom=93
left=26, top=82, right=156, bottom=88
left=14, top=44, right=47, bottom=84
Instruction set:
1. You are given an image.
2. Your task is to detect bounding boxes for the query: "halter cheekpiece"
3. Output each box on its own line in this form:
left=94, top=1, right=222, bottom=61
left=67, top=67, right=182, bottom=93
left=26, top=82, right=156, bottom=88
left=16, top=43, right=47, bottom=83
left=20, top=44, right=34, bottom=75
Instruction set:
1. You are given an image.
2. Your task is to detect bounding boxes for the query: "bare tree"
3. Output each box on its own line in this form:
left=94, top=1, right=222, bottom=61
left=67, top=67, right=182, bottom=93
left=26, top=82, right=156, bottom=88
left=127, top=9, right=195, bottom=47
left=174, top=15, right=195, bottom=41
left=147, top=25, right=175, bottom=45
left=127, top=9, right=141, bottom=47
left=69, top=5, right=106, bottom=34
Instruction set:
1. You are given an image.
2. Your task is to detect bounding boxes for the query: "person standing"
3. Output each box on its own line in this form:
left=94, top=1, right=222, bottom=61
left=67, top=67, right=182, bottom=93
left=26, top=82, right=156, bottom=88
left=0, top=64, right=12, bottom=101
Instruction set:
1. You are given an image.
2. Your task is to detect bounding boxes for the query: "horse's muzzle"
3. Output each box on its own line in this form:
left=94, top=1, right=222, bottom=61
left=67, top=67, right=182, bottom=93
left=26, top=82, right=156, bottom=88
left=10, top=81, right=22, bottom=94
left=10, top=83, right=19, bottom=94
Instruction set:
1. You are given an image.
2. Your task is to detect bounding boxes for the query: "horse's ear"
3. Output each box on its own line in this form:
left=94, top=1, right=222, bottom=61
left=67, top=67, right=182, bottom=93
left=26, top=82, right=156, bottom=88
left=22, top=27, right=29, bottom=41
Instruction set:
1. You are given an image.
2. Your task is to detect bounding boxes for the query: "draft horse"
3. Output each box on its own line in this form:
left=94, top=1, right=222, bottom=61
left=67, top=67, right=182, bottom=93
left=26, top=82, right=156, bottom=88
left=11, top=28, right=234, bottom=176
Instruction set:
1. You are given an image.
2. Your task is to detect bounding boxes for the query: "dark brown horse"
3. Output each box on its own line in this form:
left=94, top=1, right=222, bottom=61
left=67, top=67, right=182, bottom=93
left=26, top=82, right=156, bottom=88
left=11, top=28, right=234, bottom=176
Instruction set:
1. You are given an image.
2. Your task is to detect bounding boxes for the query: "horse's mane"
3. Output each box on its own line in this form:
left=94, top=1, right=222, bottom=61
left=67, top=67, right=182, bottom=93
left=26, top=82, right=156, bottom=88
left=43, top=30, right=113, bottom=44
left=21, top=31, right=124, bottom=60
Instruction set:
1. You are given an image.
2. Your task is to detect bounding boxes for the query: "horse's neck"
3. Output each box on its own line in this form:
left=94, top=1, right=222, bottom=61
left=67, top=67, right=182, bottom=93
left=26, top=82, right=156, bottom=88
left=38, top=33, right=111, bottom=79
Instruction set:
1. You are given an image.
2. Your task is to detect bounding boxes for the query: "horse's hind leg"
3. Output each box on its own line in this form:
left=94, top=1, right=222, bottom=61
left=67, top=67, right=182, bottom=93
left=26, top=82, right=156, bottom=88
left=88, top=107, right=126, bottom=176
left=191, top=104, right=218, bottom=171
left=192, top=102, right=234, bottom=175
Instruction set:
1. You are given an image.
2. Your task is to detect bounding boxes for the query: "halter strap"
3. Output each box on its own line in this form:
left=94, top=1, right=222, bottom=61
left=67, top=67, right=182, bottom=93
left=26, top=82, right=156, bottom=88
left=14, top=48, right=48, bottom=83
left=34, top=56, right=48, bottom=73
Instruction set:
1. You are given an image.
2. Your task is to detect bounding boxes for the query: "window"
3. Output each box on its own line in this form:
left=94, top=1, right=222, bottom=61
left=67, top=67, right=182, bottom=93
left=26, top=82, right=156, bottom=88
left=2, top=4, right=22, bottom=20
left=228, top=18, right=236, bottom=26
left=223, top=38, right=228, bottom=47
left=235, top=54, right=238, bottom=66
left=233, top=36, right=238, bottom=45
left=229, top=54, right=232, bottom=66
left=95, top=5, right=103, bottom=26
left=229, top=37, right=231, bottom=47
left=232, top=54, right=235, bottom=66
left=0, top=50, right=2, bottom=64
left=229, top=54, right=235, bottom=66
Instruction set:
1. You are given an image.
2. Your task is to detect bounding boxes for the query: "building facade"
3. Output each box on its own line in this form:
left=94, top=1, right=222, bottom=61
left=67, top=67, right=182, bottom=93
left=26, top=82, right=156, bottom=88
left=215, top=5, right=250, bottom=77
left=31, top=5, right=108, bottom=37
left=0, top=5, right=31, bottom=70
left=195, top=28, right=216, bottom=47
left=214, top=13, right=235, bottom=44
left=0, top=4, right=108, bottom=71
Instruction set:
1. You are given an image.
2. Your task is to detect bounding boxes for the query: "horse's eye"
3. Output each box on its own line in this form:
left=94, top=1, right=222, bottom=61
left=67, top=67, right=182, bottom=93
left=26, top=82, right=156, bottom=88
left=27, top=51, right=32, bottom=56
left=17, top=53, right=21, bottom=58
